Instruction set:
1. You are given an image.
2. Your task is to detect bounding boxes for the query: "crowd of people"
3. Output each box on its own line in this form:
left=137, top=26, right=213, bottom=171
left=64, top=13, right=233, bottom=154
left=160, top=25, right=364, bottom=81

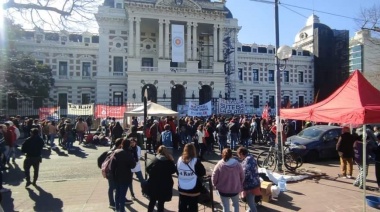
left=2, top=113, right=380, bottom=211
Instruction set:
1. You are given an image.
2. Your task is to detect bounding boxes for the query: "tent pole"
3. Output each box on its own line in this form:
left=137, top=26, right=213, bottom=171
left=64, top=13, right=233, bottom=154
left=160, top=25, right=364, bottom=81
left=363, top=124, right=367, bottom=212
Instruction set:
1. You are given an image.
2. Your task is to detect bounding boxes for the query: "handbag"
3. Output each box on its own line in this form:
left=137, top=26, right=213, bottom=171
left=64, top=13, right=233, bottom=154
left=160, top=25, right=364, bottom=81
left=185, top=163, right=211, bottom=203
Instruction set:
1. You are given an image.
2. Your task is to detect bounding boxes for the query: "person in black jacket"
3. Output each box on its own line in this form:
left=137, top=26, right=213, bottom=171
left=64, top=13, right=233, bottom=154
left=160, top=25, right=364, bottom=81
left=336, top=126, right=355, bottom=179
left=146, top=145, right=176, bottom=212
left=111, top=122, right=124, bottom=148
left=113, top=138, right=136, bottom=212
left=21, top=128, right=44, bottom=187
left=97, top=138, right=123, bottom=209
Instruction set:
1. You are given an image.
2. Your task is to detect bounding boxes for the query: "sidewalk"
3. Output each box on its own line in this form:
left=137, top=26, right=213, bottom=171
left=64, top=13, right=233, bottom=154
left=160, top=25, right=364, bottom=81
left=2, top=146, right=380, bottom=211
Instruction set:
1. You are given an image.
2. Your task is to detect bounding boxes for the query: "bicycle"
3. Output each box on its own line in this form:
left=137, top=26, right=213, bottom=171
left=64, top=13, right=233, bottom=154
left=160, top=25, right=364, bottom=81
left=256, top=144, right=303, bottom=172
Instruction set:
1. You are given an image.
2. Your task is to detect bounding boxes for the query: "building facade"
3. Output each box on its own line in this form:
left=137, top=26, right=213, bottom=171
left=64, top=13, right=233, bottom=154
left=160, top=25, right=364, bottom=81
left=3, top=0, right=316, bottom=115
left=349, top=29, right=380, bottom=90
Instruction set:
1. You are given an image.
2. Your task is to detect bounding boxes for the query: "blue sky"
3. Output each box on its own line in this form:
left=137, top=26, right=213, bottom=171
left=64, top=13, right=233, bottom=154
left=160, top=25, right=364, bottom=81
left=226, top=0, right=379, bottom=46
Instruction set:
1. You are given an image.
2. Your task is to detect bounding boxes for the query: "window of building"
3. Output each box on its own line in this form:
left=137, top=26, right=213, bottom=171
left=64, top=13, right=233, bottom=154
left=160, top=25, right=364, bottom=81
left=298, top=96, right=304, bottom=107
left=113, top=92, right=123, bottom=106
left=84, top=37, right=91, bottom=43
left=116, top=3, right=123, bottom=8
left=258, top=47, right=267, bottom=53
left=268, top=49, right=273, bottom=54
left=298, top=71, right=304, bottom=83
left=113, top=56, right=123, bottom=73
left=253, top=69, right=259, bottom=82
left=252, top=48, right=257, bottom=53
left=59, top=61, right=68, bottom=77
left=37, top=60, right=44, bottom=65
left=283, top=70, right=289, bottom=83
left=268, top=70, right=274, bottom=82
left=58, top=93, right=68, bottom=109
left=82, top=62, right=91, bottom=77
left=297, top=52, right=302, bottom=56
left=142, top=58, right=153, bottom=67
left=82, top=93, right=91, bottom=104
left=238, top=68, right=243, bottom=81
left=269, top=96, right=275, bottom=108
left=237, top=47, right=241, bottom=52
left=253, top=95, right=259, bottom=108
left=283, top=96, right=290, bottom=107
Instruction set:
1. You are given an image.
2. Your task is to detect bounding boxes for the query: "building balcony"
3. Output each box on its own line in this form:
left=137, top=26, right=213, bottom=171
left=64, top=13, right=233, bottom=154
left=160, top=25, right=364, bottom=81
left=112, top=72, right=124, bottom=77
left=82, top=76, right=92, bottom=80
left=170, top=67, right=187, bottom=73
left=141, top=67, right=158, bottom=72
left=198, top=69, right=213, bottom=74
left=58, top=75, right=69, bottom=79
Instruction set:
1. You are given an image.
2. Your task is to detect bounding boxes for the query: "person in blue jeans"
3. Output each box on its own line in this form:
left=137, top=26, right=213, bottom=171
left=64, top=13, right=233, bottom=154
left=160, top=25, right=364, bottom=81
left=228, top=118, right=239, bottom=150
left=128, top=138, right=146, bottom=199
left=237, top=147, right=260, bottom=212
left=113, top=138, right=136, bottom=212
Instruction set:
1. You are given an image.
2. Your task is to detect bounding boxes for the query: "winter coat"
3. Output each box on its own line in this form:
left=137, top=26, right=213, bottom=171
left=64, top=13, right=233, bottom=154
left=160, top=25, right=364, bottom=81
left=241, top=154, right=260, bottom=191
left=212, top=158, right=244, bottom=196
left=112, top=149, right=136, bottom=184
left=146, top=155, right=177, bottom=201
left=336, top=132, right=355, bottom=158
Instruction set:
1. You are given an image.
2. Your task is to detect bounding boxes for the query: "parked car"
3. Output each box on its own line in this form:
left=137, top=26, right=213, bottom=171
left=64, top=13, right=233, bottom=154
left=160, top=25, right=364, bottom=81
left=286, top=125, right=378, bottom=162
left=286, top=125, right=342, bottom=162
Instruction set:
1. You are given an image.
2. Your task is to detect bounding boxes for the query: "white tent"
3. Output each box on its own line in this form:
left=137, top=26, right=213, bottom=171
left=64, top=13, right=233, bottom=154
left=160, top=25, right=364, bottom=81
left=124, top=102, right=178, bottom=117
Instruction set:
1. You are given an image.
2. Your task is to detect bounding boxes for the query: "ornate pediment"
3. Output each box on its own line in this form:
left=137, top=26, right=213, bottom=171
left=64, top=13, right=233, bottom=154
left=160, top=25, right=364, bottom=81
left=156, top=0, right=202, bottom=10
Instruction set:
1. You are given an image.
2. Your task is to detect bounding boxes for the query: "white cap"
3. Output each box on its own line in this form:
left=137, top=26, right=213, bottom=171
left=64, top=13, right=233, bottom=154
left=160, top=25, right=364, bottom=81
left=5, top=121, right=13, bottom=126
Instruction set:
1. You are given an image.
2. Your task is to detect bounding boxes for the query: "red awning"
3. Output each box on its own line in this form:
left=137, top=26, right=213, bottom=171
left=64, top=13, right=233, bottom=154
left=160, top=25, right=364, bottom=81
left=280, top=70, right=380, bottom=124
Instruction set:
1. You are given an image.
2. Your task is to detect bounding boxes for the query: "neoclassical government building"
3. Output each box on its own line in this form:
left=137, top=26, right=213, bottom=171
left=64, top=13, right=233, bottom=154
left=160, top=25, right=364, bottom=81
left=6, top=0, right=324, bottom=114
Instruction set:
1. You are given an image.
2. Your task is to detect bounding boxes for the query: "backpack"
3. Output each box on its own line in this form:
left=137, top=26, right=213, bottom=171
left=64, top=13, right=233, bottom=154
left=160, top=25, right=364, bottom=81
left=101, top=150, right=117, bottom=179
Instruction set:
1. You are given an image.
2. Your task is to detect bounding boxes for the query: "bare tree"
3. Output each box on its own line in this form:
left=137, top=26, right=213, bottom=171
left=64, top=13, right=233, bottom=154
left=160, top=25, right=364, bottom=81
left=2, top=0, right=101, bottom=31
left=356, top=4, right=380, bottom=38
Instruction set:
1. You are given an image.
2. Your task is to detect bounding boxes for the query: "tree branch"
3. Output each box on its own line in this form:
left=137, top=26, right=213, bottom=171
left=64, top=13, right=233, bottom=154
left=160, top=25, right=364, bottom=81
left=3, top=1, right=72, bottom=16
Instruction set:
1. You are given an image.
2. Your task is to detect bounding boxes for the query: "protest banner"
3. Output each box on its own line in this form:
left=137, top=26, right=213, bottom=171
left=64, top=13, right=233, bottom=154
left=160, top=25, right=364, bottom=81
left=67, top=103, right=94, bottom=116
left=218, top=98, right=245, bottom=115
left=95, top=105, right=126, bottom=119
left=177, top=104, right=188, bottom=117
left=39, top=107, right=60, bottom=120
left=187, top=101, right=212, bottom=117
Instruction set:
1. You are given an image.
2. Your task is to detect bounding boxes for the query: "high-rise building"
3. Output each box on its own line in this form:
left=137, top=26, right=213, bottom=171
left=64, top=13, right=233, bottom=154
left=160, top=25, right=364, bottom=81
left=293, top=14, right=349, bottom=102
left=349, top=29, right=380, bottom=90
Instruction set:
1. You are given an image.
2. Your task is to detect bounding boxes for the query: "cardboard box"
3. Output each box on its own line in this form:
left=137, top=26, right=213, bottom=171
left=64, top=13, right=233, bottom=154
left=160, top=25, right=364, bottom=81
left=260, top=181, right=272, bottom=202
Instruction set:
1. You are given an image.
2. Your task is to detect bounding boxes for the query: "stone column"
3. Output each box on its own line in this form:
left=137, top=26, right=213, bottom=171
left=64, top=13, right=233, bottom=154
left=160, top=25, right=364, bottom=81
left=187, top=22, right=192, bottom=60
left=218, top=26, right=224, bottom=61
left=128, top=17, right=134, bottom=57
left=158, top=19, right=164, bottom=58
left=135, top=17, right=141, bottom=58
left=213, top=24, right=218, bottom=62
left=164, top=19, right=170, bottom=59
left=192, top=22, right=198, bottom=60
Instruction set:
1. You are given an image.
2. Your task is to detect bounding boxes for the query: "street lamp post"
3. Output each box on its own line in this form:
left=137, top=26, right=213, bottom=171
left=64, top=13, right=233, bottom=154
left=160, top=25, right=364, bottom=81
left=274, top=0, right=292, bottom=172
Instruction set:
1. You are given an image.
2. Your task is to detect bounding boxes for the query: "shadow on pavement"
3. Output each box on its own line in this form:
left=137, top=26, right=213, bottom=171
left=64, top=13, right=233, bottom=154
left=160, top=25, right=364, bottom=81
left=3, top=162, right=24, bottom=186
left=267, top=192, right=301, bottom=211
left=41, top=149, right=52, bottom=160
left=69, top=148, right=88, bottom=158
left=1, top=191, right=15, bottom=212
left=26, top=185, right=63, bottom=212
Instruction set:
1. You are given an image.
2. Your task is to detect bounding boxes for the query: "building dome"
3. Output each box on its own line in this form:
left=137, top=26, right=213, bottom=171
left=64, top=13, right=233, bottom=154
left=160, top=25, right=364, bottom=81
left=294, top=14, right=331, bottom=44
left=224, top=6, right=233, bottom=19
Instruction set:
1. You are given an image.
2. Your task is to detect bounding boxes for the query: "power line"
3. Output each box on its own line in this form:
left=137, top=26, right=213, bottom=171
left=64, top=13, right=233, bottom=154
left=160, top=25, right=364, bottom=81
left=250, top=0, right=365, bottom=22
left=279, top=2, right=365, bottom=22
left=280, top=4, right=308, bottom=19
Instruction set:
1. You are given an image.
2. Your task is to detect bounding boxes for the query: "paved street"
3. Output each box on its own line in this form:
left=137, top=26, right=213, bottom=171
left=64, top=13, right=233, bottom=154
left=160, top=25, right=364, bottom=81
left=2, top=139, right=380, bottom=212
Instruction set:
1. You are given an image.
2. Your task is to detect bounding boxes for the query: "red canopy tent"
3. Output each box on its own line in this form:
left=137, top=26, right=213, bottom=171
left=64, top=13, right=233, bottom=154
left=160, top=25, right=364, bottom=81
left=280, top=70, right=380, bottom=124
left=281, top=70, right=380, bottom=210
